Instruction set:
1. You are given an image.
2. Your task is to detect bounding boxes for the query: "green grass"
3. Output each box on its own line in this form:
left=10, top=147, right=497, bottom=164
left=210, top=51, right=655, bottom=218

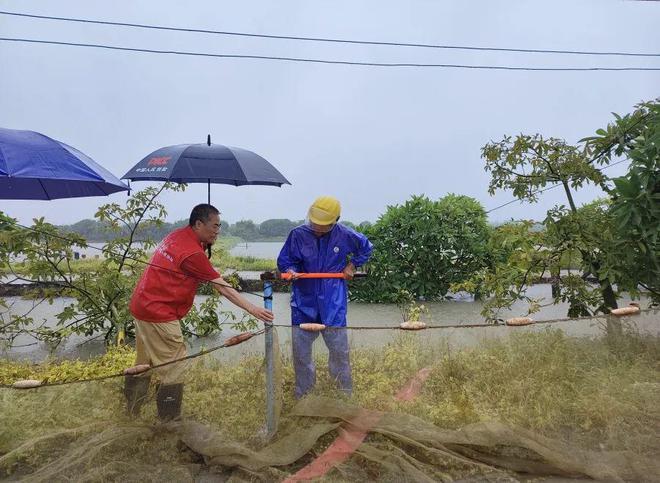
left=411, top=329, right=660, bottom=454
left=216, top=255, right=277, bottom=271
left=210, top=245, right=276, bottom=271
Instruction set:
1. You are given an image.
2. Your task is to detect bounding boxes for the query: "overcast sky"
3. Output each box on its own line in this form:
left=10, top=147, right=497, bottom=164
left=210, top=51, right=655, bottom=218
left=1, top=0, right=659, bottom=226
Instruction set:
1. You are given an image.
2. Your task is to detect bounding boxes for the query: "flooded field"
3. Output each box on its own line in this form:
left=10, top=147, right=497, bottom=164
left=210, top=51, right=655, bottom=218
left=3, top=283, right=656, bottom=363
left=229, top=241, right=282, bottom=259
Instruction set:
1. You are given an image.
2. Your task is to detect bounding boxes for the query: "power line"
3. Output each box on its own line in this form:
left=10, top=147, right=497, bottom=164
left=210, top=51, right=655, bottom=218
left=1, top=10, right=659, bottom=58
left=2, top=37, right=660, bottom=71
left=486, top=184, right=560, bottom=214
left=485, top=158, right=629, bottom=214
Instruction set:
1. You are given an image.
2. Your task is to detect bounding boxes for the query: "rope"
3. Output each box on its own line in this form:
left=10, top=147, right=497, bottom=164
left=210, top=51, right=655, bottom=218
left=3, top=308, right=656, bottom=390
left=0, top=328, right=265, bottom=390
left=256, top=308, right=656, bottom=330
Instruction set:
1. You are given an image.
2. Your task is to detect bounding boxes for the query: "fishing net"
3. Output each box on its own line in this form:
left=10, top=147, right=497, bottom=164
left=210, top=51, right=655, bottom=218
left=1, top=310, right=659, bottom=482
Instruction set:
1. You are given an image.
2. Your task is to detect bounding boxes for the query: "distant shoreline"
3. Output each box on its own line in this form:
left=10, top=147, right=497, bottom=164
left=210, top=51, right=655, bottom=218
left=0, top=275, right=593, bottom=298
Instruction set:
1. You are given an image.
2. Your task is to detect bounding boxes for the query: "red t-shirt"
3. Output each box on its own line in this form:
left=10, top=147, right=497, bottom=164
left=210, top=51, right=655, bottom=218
left=129, top=226, right=220, bottom=323
left=181, top=253, right=220, bottom=282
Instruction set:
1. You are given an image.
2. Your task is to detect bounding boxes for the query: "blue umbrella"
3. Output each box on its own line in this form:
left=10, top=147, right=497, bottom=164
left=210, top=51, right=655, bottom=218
left=0, top=128, right=129, bottom=200
left=122, top=135, right=290, bottom=203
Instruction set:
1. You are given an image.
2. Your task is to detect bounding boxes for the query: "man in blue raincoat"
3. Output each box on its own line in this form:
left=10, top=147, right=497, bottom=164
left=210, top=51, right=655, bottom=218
left=277, top=196, right=373, bottom=398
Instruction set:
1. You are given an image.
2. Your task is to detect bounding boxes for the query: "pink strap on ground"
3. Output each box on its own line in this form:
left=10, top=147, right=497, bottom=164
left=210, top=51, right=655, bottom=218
left=284, top=366, right=432, bottom=482
left=395, top=367, right=432, bottom=401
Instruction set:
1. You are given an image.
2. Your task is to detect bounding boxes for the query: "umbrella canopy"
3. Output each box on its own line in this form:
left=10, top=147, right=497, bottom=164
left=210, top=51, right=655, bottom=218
left=0, top=128, right=129, bottom=200
left=122, top=136, right=290, bottom=203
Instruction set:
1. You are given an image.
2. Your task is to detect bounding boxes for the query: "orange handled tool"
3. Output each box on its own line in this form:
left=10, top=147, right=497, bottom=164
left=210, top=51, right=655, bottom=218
left=280, top=272, right=367, bottom=280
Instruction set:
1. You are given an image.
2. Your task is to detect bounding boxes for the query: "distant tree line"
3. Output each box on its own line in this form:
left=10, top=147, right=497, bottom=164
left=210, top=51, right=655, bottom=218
left=59, top=218, right=188, bottom=243
left=59, top=217, right=373, bottom=242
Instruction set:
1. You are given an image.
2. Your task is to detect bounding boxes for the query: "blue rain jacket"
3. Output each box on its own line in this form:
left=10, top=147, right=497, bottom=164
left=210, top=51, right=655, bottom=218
left=277, top=223, right=373, bottom=327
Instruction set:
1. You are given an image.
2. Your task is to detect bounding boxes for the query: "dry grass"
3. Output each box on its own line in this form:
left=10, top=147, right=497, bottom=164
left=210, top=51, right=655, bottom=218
left=1, top=328, right=658, bottom=480
left=413, top=328, right=660, bottom=455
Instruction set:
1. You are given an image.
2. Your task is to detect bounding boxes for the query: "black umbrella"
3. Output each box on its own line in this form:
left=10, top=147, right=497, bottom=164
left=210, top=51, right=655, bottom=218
left=122, top=136, right=290, bottom=256
left=122, top=135, right=290, bottom=203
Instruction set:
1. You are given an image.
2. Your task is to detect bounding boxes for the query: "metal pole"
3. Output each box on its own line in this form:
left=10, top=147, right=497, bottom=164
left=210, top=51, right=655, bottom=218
left=264, top=281, right=276, bottom=436
left=206, top=180, right=212, bottom=258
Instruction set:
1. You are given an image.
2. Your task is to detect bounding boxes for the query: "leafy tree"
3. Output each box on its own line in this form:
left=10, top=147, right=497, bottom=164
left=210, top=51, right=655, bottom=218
left=0, top=187, right=172, bottom=347
left=220, top=219, right=230, bottom=235
left=462, top=99, right=659, bottom=320
left=231, top=220, right=260, bottom=241
left=583, top=99, right=660, bottom=303
left=258, top=218, right=296, bottom=238
left=484, top=130, right=619, bottom=303
left=60, top=217, right=192, bottom=243
left=454, top=220, right=547, bottom=317
left=357, top=221, right=372, bottom=232
left=0, top=184, right=256, bottom=350
left=63, top=218, right=114, bottom=241
left=0, top=212, right=90, bottom=348
left=351, top=194, right=490, bottom=302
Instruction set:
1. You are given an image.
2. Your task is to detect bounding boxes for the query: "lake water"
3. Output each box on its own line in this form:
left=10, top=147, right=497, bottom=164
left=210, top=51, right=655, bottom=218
left=65, top=241, right=283, bottom=262
left=2, top=284, right=657, bottom=364
left=229, top=241, right=283, bottom=259
left=65, top=242, right=148, bottom=260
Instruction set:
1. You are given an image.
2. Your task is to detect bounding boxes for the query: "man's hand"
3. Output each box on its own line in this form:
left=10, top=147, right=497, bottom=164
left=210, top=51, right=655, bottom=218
left=342, top=262, right=356, bottom=280
left=211, top=276, right=275, bottom=324
left=287, top=268, right=301, bottom=280
left=249, top=305, right=275, bottom=323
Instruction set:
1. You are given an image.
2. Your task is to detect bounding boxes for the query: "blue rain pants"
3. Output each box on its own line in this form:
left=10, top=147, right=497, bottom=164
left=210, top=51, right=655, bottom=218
left=292, top=326, right=352, bottom=399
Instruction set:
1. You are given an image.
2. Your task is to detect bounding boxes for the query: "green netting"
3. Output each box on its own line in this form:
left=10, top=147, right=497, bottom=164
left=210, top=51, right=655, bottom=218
left=1, top=311, right=659, bottom=482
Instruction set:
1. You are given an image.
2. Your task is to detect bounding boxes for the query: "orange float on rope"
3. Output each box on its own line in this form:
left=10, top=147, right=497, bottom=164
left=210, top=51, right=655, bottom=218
left=610, top=305, right=641, bottom=316
left=506, top=317, right=534, bottom=326
left=12, top=379, right=42, bottom=389
left=224, top=332, right=255, bottom=347
left=299, top=323, right=326, bottom=332
left=123, top=364, right=151, bottom=375
left=400, top=321, right=427, bottom=330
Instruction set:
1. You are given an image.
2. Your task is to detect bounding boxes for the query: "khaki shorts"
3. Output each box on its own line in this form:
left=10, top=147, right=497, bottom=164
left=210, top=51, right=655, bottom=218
left=135, top=319, right=188, bottom=384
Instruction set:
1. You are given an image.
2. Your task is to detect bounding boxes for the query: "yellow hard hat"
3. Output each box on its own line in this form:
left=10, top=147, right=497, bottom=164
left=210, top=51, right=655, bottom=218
left=308, top=196, right=341, bottom=225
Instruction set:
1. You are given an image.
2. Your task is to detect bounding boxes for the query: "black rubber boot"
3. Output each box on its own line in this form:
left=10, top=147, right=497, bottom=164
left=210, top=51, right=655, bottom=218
left=124, top=375, right=151, bottom=417
left=157, top=383, right=184, bottom=421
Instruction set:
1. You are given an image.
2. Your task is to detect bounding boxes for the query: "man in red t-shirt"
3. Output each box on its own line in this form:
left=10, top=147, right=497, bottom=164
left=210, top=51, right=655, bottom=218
left=125, top=204, right=274, bottom=420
